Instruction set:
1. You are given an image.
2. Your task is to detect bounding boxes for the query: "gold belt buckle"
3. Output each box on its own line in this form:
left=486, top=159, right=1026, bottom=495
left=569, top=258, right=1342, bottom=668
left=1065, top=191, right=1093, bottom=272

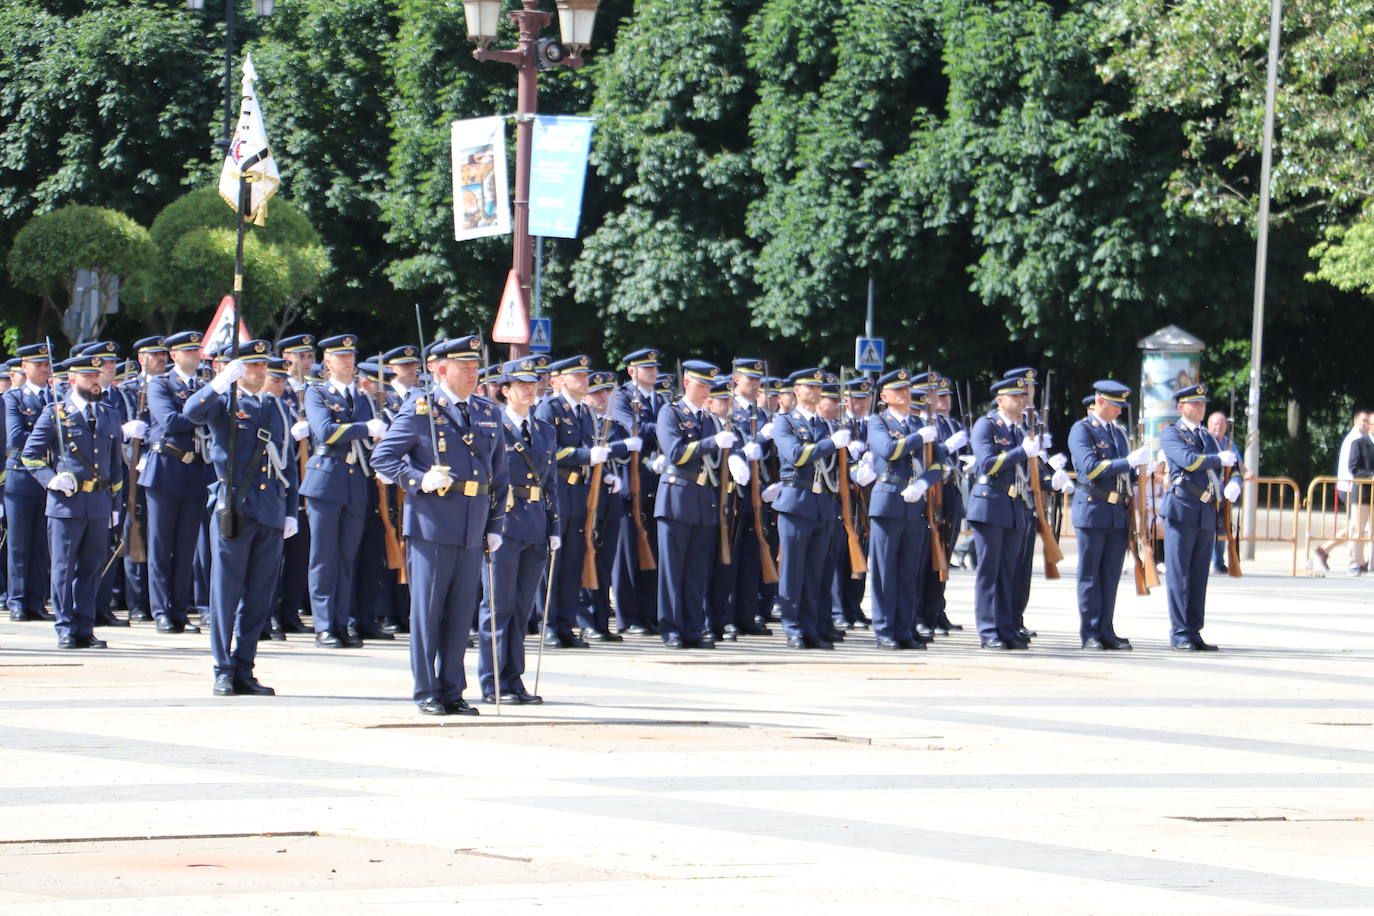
left=463, top=479, right=479, bottom=497
left=1201, top=491, right=1212, bottom=503
left=696, top=470, right=708, bottom=486
left=812, top=477, right=823, bottom=495
left=1007, top=485, right=1018, bottom=499
left=529, top=485, right=541, bottom=501
left=181, top=451, right=195, bottom=464
left=567, top=471, right=579, bottom=486
left=80, top=479, right=97, bottom=493
left=1107, top=492, right=1119, bottom=504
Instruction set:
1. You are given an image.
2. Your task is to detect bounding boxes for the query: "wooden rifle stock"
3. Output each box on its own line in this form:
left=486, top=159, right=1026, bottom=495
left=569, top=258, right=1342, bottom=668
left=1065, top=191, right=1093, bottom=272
left=1134, top=421, right=1161, bottom=589
left=581, top=414, right=612, bottom=589
left=393, top=487, right=407, bottom=585
left=125, top=383, right=147, bottom=563
left=371, top=360, right=405, bottom=576
left=629, top=396, right=656, bottom=571
left=837, top=436, right=867, bottom=574
left=1125, top=478, right=1150, bottom=596
left=1028, top=454, right=1063, bottom=577
left=1222, top=465, right=1242, bottom=577
left=747, top=412, right=778, bottom=584
left=924, top=437, right=948, bottom=581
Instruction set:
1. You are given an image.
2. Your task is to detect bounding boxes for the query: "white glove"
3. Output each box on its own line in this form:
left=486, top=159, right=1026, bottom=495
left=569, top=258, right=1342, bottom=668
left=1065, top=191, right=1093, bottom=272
left=283, top=516, right=299, bottom=539
left=743, top=441, right=764, bottom=461
left=1047, top=452, right=1068, bottom=471
left=486, top=532, right=503, bottom=553
left=915, top=425, right=938, bottom=444
left=623, top=435, right=643, bottom=453
left=830, top=428, right=852, bottom=449
left=650, top=454, right=668, bottom=475
left=375, top=471, right=395, bottom=486
left=209, top=359, right=245, bottom=394
left=846, top=440, right=867, bottom=459
left=549, top=535, right=561, bottom=552
left=713, top=430, right=738, bottom=449
left=589, top=445, right=610, bottom=465
left=1223, top=478, right=1242, bottom=502
left=943, top=429, right=968, bottom=451
left=1062, top=480, right=1076, bottom=495
left=853, top=463, right=878, bottom=487
left=1127, top=446, right=1151, bottom=468
left=110, top=511, right=119, bottom=529
left=1041, top=432, right=1053, bottom=449
left=1022, top=435, right=1042, bottom=459
left=48, top=471, right=77, bottom=496
left=121, top=419, right=147, bottom=440
left=1051, top=468, right=1070, bottom=491
left=291, top=419, right=311, bottom=441
left=727, top=453, right=750, bottom=486
left=366, top=418, right=386, bottom=439
left=605, top=474, right=623, bottom=494
left=1218, top=449, right=1238, bottom=468
left=758, top=421, right=775, bottom=441
left=135, top=454, right=148, bottom=476
left=761, top=481, right=782, bottom=503
left=421, top=467, right=451, bottom=493
left=901, top=479, right=929, bottom=503
left=959, top=454, right=976, bottom=472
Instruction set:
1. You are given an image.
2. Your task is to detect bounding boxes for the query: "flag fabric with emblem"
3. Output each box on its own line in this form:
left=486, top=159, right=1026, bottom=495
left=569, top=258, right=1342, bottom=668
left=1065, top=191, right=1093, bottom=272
left=218, top=54, right=280, bottom=227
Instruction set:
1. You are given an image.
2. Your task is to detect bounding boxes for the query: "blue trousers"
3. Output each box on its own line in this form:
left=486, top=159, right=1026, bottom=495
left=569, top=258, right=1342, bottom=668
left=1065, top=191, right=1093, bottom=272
left=307, top=496, right=365, bottom=634
left=548, top=512, right=587, bottom=639
left=121, top=488, right=149, bottom=613
left=1164, top=520, right=1212, bottom=642
left=145, top=487, right=203, bottom=623
left=1075, top=526, right=1127, bottom=642
left=612, top=505, right=657, bottom=630
left=276, top=507, right=310, bottom=622
left=352, top=491, right=392, bottom=631
left=970, top=521, right=1022, bottom=643
left=478, top=535, right=547, bottom=696
left=48, top=515, right=106, bottom=641
left=407, top=537, right=482, bottom=704
left=656, top=517, right=715, bottom=642
left=1013, top=513, right=1036, bottom=628
left=775, top=512, right=831, bottom=642
left=868, top=515, right=928, bottom=642
left=5, top=490, right=50, bottom=613
left=579, top=510, right=618, bottom=632
left=728, top=504, right=767, bottom=629
left=210, top=516, right=283, bottom=680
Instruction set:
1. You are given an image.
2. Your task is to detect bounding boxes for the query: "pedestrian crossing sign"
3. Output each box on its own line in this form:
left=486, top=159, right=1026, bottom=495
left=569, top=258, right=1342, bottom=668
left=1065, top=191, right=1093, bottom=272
left=529, top=317, right=552, bottom=353
left=855, top=337, right=885, bottom=372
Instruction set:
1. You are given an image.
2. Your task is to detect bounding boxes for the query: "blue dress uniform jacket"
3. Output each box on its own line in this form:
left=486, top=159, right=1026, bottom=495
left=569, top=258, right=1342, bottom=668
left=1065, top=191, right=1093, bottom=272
left=117, top=378, right=154, bottom=618
left=610, top=383, right=661, bottom=630
left=478, top=411, right=558, bottom=696
left=23, top=392, right=123, bottom=642
left=653, top=400, right=724, bottom=643
left=371, top=388, right=508, bottom=706
left=1160, top=421, right=1225, bottom=645
left=142, top=372, right=213, bottom=497
left=534, top=393, right=604, bottom=640
left=967, top=410, right=1035, bottom=644
left=590, top=411, right=630, bottom=633
left=185, top=384, right=299, bottom=679
left=1068, top=415, right=1132, bottom=644
left=300, top=382, right=374, bottom=505
left=4, top=385, right=53, bottom=615
left=724, top=399, right=773, bottom=634
left=771, top=408, right=842, bottom=643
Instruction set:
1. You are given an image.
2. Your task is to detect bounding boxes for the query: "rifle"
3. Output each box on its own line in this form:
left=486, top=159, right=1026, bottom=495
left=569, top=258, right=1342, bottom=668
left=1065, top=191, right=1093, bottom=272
left=1121, top=407, right=1150, bottom=595
left=746, top=400, right=779, bottom=584
left=414, top=305, right=450, bottom=496
left=628, top=389, right=656, bottom=571
left=837, top=416, right=867, bottom=575
left=1132, top=414, right=1161, bottom=589
left=581, top=411, right=613, bottom=589
left=125, top=380, right=148, bottom=563
left=1028, top=388, right=1063, bottom=578
left=717, top=378, right=734, bottom=565
left=923, top=397, right=948, bottom=581
left=1221, top=427, right=1243, bottom=577
left=371, top=354, right=406, bottom=580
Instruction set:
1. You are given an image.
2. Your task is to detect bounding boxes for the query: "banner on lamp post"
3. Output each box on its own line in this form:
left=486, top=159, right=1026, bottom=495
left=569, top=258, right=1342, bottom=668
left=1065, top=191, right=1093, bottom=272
left=451, top=116, right=511, bottom=242
left=528, top=115, right=594, bottom=239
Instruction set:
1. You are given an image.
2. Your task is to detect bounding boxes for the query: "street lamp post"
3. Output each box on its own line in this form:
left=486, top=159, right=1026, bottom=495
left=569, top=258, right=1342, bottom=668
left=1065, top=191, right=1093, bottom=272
left=462, top=0, right=601, bottom=359
left=852, top=160, right=877, bottom=377
left=187, top=0, right=275, bottom=151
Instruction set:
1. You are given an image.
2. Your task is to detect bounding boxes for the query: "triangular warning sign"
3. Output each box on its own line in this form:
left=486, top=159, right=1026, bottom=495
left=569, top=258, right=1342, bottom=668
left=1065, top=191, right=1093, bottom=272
left=529, top=320, right=551, bottom=351
left=491, top=269, right=530, bottom=344
left=858, top=340, right=881, bottom=367
left=202, top=294, right=253, bottom=360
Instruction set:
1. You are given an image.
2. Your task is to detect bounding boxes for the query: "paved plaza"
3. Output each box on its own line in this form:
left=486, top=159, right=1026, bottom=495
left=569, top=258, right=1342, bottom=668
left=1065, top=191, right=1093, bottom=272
left=1, top=544, right=1371, bottom=914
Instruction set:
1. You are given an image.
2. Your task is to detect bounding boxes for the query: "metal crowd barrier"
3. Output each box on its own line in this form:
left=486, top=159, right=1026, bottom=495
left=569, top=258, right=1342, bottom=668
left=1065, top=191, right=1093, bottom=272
left=1233, top=476, right=1301, bottom=575
left=1303, top=476, right=1374, bottom=577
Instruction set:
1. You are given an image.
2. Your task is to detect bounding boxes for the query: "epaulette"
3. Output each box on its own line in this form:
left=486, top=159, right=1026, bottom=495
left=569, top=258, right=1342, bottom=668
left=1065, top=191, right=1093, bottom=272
left=414, top=395, right=429, bottom=416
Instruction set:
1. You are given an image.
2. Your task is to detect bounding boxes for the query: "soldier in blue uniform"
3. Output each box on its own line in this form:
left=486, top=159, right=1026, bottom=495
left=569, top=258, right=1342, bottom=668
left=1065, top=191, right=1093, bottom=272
left=22, top=355, right=123, bottom=648
left=142, top=331, right=213, bottom=635
left=865, top=370, right=945, bottom=650
left=1067, top=380, right=1151, bottom=649
left=350, top=359, right=399, bottom=642
left=301, top=334, right=387, bottom=648
left=70, top=341, right=130, bottom=628
left=654, top=361, right=736, bottom=648
left=771, top=368, right=849, bottom=649
left=718, top=358, right=772, bottom=639
left=372, top=335, right=508, bottom=715
left=1160, top=383, right=1239, bottom=651
left=478, top=358, right=557, bottom=704
left=5, top=344, right=55, bottom=621
left=830, top=376, right=873, bottom=631
left=703, top=373, right=751, bottom=640
left=581, top=370, right=628, bottom=638
left=117, top=336, right=166, bottom=623
left=274, top=333, right=316, bottom=635
left=184, top=341, right=299, bottom=694
left=1002, top=367, right=1051, bottom=643
left=921, top=373, right=969, bottom=634
left=374, top=345, right=420, bottom=635
left=968, top=376, right=1041, bottom=649
left=610, top=349, right=663, bottom=635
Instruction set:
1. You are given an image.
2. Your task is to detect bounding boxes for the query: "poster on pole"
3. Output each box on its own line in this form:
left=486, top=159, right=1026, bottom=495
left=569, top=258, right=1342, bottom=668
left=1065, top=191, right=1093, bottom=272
left=202, top=295, right=253, bottom=359
left=451, top=116, right=510, bottom=241
left=528, top=115, right=594, bottom=239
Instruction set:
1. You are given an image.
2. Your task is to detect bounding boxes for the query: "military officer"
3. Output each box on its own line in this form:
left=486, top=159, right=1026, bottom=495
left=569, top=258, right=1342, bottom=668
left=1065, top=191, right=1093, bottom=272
left=184, top=341, right=298, bottom=694
left=371, top=335, right=508, bottom=716
left=610, top=349, right=663, bottom=635
left=274, top=334, right=316, bottom=635
left=832, top=376, right=873, bottom=631
left=1067, top=380, right=1152, bottom=649
left=478, top=358, right=557, bottom=704
left=4, top=343, right=55, bottom=621
left=704, top=373, right=751, bottom=640
left=724, top=358, right=773, bottom=638
left=1160, top=383, right=1239, bottom=651
left=301, top=333, right=386, bottom=648
left=581, top=370, right=628, bottom=638
left=1000, top=368, right=1049, bottom=643
left=117, top=336, right=165, bottom=623
left=968, top=376, right=1041, bottom=649
left=22, top=354, right=123, bottom=648
left=71, top=342, right=130, bottom=628
left=376, top=345, right=419, bottom=635
left=922, top=373, right=969, bottom=633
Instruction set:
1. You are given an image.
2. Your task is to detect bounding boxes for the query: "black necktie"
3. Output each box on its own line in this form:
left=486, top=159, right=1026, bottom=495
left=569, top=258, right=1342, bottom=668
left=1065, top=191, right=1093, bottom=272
left=457, top=400, right=470, bottom=427
left=84, top=405, right=95, bottom=428
left=345, top=387, right=354, bottom=412
left=521, top=418, right=531, bottom=446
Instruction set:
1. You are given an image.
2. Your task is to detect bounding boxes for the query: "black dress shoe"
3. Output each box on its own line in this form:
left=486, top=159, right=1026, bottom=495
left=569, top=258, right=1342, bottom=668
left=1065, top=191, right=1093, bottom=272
left=785, top=636, right=808, bottom=649
left=981, top=639, right=1012, bottom=650
left=1172, top=641, right=1198, bottom=651
left=915, top=623, right=935, bottom=639
left=233, top=678, right=275, bottom=696
left=875, top=637, right=902, bottom=650
left=1193, top=639, right=1219, bottom=651
left=341, top=634, right=364, bottom=648
left=354, top=627, right=394, bottom=641
left=723, top=623, right=739, bottom=638
left=378, top=617, right=400, bottom=634
left=417, top=699, right=449, bottom=716
left=315, top=631, right=344, bottom=648
left=543, top=631, right=562, bottom=647
left=280, top=613, right=308, bottom=633
left=562, top=634, right=590, bottom=649
left=663, top=636, right=685, bottom=649
left=1102, top=636, right=1132, bottom=650
left=128, top=609, right=153, bottom=622
left=10, top=609, right=33, bottom=622
left=910, top=630, right=934, bottom=644
left=933, top=625, right=950, bottom=637
left=80, top=635, right=108, bottom=649
left=852, top=615, right=871, bottom=630
left=808, top=635, right=835, bottom=650
left=1007, top=639, right=1030, bottom=650
left=444, top=699, right=480, bottom=716
left=483, top=692, right=521, bottom=704
left=738, top=623, right=771, bottom=636
left=258, top=626, right=273, bottom=642
left=626, top=624, right=658, bottom=636
left=1017, top=627, right=1037, bottom=639
left=691, top=637, right=716, bottom=650
left=1082, top=637, right=1106, bottom=650
left=937, top=616, right=962, bottom=631
left=268, top=620, right=286, bottom=641
left=155, top=616, right=181, bottom=634
left=39, top=610, right=55, bottom=621
left=581, top=628, right=622, bottom=642
left=826, top=627, right=845, bottom=642
left=514, top=688, right=543, bottom=705
left=181, top=622, right=201, bottom=634
left=898, top=638, right=927, bottom=651
left=96, top=610, right=129, bottom=627
left=213, top=675, right=235, bottom=696
left=57, top=635, right=80, bottom=649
